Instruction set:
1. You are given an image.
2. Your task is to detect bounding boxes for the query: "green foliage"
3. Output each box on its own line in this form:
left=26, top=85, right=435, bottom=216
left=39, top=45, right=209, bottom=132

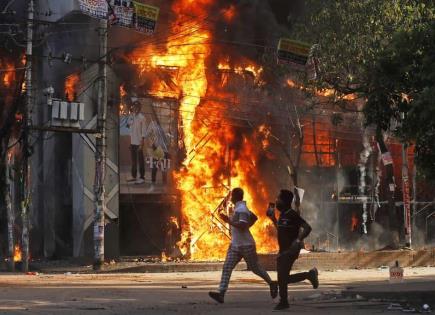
left=366, top=22, right=435, bottom=180
left=292, top=0, right=435, bottom=180
left=292, top=0, right=434, bottom=94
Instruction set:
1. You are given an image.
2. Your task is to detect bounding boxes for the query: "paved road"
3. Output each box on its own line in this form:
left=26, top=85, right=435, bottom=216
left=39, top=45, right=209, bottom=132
left=0, top=267, right=434, bottom=314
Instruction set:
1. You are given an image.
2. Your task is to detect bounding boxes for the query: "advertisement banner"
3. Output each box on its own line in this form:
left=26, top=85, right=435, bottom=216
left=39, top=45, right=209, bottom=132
left=277, top=38, right=312, bottom=66
left=381, top=152, right=393, bottom=165
left=133, top=2, right=159, bottom=34
left=78, top=0, right=108, bottom=19
left=108, top=1, right=134, bottom=27
left=402, top=174, right=411, bottom=237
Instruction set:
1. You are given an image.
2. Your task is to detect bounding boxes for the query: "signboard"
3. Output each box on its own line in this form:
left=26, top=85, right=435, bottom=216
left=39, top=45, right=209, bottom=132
left=402, top=174, right=411, bottom=237
left=133, top=2, right=159, bottom=34
left=389, top=263, right=404, bottom=283
left=381, top=152, right=393, bottom=165
left=78, top=0, right=108, bottom=19
left=79, top=0, right=159, bottom=34
left=338, top=195, right=372, bottom=203
left=277, top=38, right=312, bottom=66
left=109, top=2, right=134, bottom=27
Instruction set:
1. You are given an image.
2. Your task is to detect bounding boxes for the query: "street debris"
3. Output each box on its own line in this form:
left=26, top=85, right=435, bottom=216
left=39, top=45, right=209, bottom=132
left=387, top=302, right=433, bottom=313
left=302, top=290, right=343, bottom=301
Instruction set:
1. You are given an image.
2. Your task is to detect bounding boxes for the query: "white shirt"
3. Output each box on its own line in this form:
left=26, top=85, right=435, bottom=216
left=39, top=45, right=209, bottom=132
left=230, top=201, right=255, bottom=247
left=129, top=113, right=146, bottom=145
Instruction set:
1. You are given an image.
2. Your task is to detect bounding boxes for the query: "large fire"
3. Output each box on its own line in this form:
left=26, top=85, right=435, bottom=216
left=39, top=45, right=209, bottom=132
left=129, top=0, right=278, bottom=260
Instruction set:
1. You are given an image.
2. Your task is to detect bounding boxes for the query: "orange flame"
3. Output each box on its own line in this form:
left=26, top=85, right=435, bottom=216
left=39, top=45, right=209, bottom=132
left=287, top=79, right=356, bottom=100
left=7, top=151, right=13, bottom=163
left=301, top=122, right=336, bottom=167
left=120, top=84, right=126, bottom=98
left=64, top=74, right=79, bottom=101
left=119, top=84, right=128, bottom=115
left=13, top=245, right=22, bottom=262
left=169, top=216, right=180, bottom=229
left=351, top=213, right=359, bottom=232
left=258, top=124, right=271, bottom=150
left=222, top=5, right=236, bottom=22
left=2, top=63, right=15, bottom=87
left=129, top=0, right=277, bottom=260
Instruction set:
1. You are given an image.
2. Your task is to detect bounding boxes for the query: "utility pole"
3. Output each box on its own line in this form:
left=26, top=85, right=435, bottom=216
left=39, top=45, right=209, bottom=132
left=401, top=112, right=412, bottom=248
left=376, top=128, right=399, bottom=249
left=6, top=154, right=15, bottom=271
left=401, top=143, right=411, bottom=247
left=93, top=18, right=108, bottom=270
left=399, top=112, right=412, bottom=248
left=21, top=0, right=34, bottom=273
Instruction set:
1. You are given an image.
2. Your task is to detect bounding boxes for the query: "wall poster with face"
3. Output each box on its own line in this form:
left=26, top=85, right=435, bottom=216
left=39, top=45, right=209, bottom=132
left=119, top=97, right=179, bottom=195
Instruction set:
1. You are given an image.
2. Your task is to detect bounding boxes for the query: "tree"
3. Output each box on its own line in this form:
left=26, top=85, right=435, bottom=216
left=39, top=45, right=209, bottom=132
left=365, top=21, right=435, bottom=181
left=293, top=0, right=433, bottom=94
left=291, top=0, right=435, bottom=246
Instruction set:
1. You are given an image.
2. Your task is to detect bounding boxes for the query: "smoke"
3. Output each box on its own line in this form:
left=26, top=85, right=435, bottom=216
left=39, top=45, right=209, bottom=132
left=354, top=222, right=389, bottom=251
left=358, top=131, right=372, bottom=234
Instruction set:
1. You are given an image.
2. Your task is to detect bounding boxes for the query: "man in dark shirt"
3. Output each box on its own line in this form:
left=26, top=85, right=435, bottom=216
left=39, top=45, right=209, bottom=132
left=267, top=189, right=319, bottom=310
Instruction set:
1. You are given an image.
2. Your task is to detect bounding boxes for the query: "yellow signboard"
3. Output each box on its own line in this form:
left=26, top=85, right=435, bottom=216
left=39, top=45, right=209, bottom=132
left=277, top=38, right=312, bottom=66
left=133, top=2, right=159, bottom=33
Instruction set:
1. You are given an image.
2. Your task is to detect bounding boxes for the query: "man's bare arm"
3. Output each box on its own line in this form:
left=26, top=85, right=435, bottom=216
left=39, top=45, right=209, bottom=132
left=296, top=222, right=312, bottom=242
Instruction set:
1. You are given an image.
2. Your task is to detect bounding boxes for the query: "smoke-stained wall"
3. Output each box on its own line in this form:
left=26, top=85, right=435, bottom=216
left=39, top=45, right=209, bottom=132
left=31, top=1, right=119, bottom=258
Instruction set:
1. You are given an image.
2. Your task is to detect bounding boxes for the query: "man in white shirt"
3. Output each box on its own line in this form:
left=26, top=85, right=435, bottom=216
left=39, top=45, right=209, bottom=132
left=209, top=187, right=277, bottom=303
left=127, top=102, right=147, bottom=184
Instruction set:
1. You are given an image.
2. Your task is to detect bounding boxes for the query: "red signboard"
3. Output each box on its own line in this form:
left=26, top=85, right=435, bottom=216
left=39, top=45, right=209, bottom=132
left=402, top=174, right=411, bottom=237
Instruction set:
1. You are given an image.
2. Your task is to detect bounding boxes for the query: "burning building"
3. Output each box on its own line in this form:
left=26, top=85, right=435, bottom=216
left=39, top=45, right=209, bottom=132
left=1, top=0, right=434, bottom=268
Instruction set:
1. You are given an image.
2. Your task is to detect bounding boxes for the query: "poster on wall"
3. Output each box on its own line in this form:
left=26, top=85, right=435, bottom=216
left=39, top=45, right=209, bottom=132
left=79, top=0, right=159, bottom=34
left=119, top=97, right=179, bottom=195
left=78, top=0, right=108, bottom=19
left=109, top=1, right=134, bottom=27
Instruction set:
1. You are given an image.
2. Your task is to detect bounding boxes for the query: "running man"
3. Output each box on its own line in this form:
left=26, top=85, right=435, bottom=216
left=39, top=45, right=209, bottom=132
left=267, top=189, right=319, bottom=310
left=209, top=187, right=278, bottom=303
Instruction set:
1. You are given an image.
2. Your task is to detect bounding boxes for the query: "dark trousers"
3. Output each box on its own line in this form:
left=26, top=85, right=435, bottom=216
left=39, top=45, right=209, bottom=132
left=277, top=249, right=310, bottom=302
left=130, top=145, right=144, bottom=179
left=151, top=158, right=167, bottom=184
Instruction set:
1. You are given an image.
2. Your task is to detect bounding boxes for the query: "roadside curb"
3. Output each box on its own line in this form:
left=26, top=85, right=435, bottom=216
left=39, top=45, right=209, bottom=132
left=343, top=281, right=435, bottom=303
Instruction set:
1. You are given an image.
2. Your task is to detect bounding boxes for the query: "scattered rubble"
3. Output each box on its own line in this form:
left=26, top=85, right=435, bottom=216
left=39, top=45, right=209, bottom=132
left=387, top=302, right=433, bottom=313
